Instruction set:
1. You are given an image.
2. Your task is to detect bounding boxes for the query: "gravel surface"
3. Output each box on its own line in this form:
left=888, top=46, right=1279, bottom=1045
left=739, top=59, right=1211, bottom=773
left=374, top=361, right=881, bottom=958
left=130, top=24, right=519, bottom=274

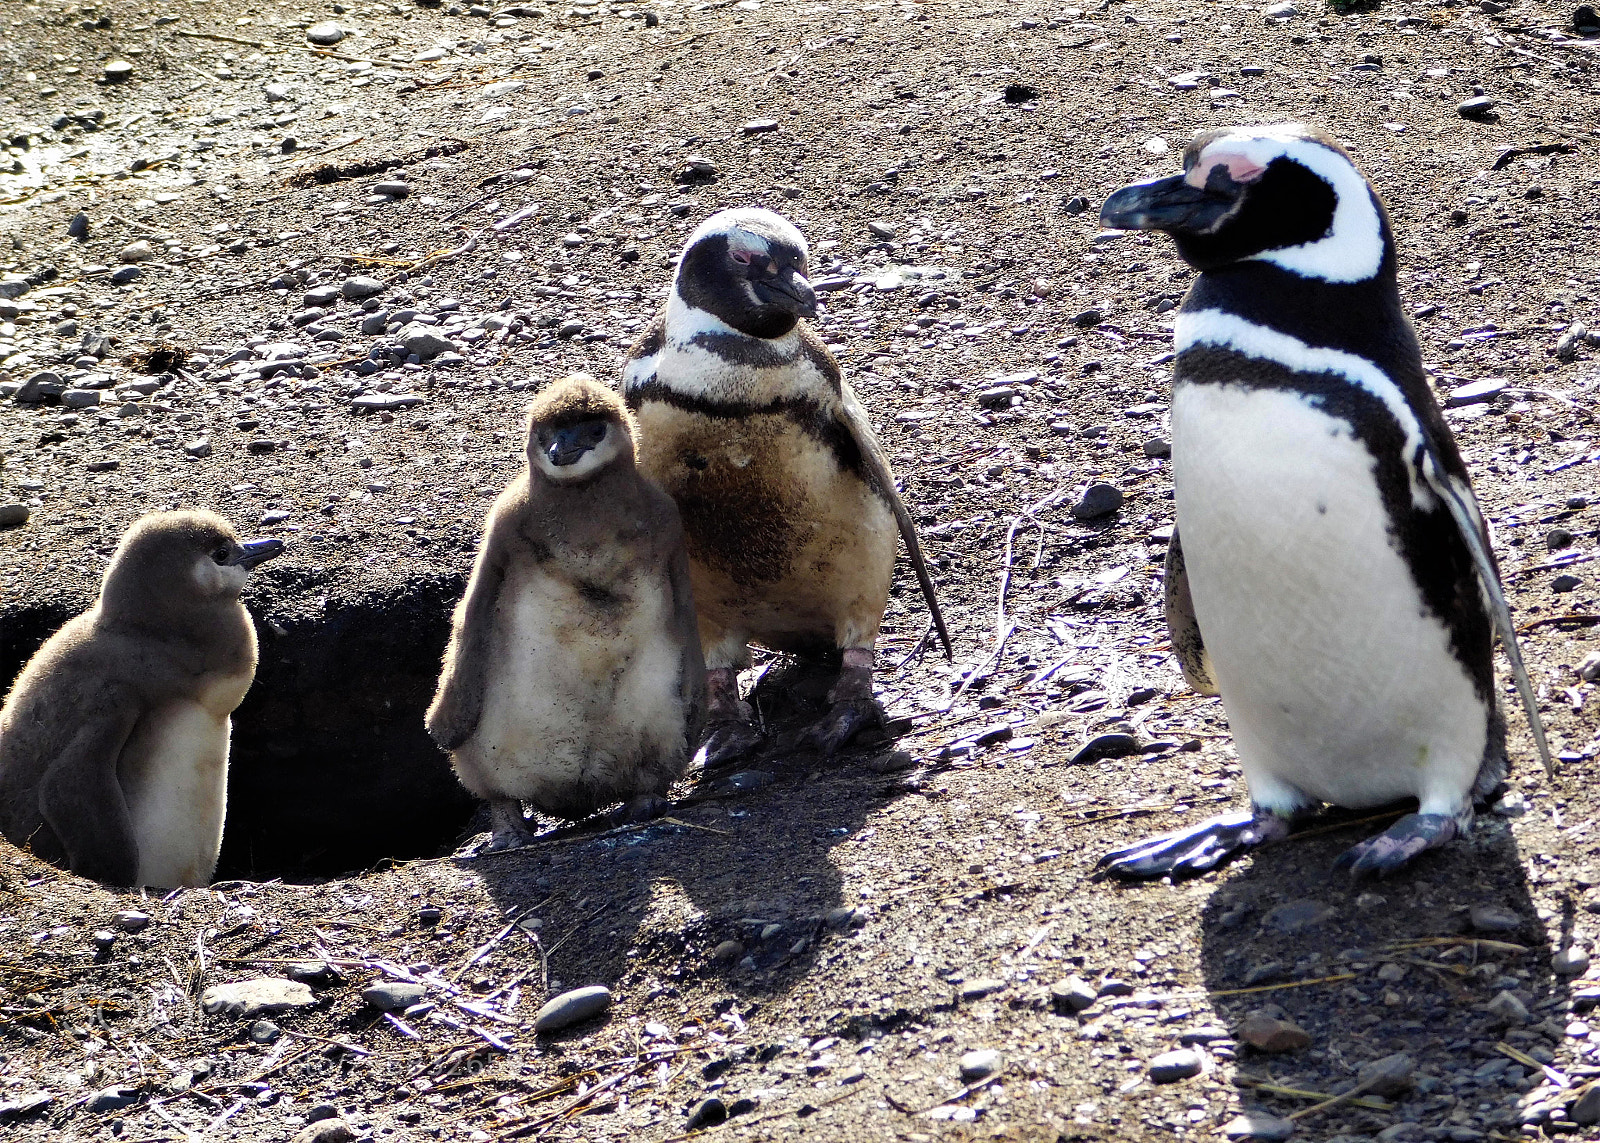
left=1, top=0, right=1600, bottom=1139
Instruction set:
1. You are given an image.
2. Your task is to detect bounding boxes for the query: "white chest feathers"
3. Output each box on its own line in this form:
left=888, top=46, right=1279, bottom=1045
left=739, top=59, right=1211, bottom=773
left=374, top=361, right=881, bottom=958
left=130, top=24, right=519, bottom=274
left=1171, top=382, right=1486, bottom=818
left=463, top=562, right=688, bottom=805
left=118, top=670, right=251, bottom=888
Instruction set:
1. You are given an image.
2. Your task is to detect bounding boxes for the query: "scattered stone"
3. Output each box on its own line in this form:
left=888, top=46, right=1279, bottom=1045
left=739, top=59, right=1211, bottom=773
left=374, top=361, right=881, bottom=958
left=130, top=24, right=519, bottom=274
left=1072, top=307, right=1104, bottom=328
left=826, top=905, right=869, bottom=930
left=1553, top=573, right=1584, bottom=593
left=288, top=961, right=343, bottom=987
left=1180, top=1026, right=1230, bottom=1046
left=1264, top=0, right=1299, bottom=14
left=1458, top=95, right=1497, bottom=118
left=1051, top=976, right=1097, bottom=1013
left=306, top=20, right=345, bottom=43
left=1224, top=1111, right=1296, bottom=1141
left=248, top=1019, right=281, bottom=1044
left=685, top=1097, right=727, bottom=1130
left=1557, top=322, right=1588, bottom=360
left=0, top=505, right=28, bottom=528
left=534, top=985, right=612, bottom=1033
left=1071, top=482, right=1123, bottom=519
left=115, top=910, right=150, bottom=932
left=0, top=1093, right=52, bottom=1119
left=61, top=388, right=102, bottom=409
left=110, top=266, right=143, bottom=285
left=1142, top=437, right=1171, bottom=458
left=1485, top=989, right=1530, bottom=1024
left=1358, top=1052, right=1415, bottom=1097
left=960, top=978, right=1006, bottom=1001
left=959, top=1048, right=1003, bottom=1081
left=1469, top=903, right=1521, bottom=932
left=87, top=1086, right=141, bottom=1112
left=184, top=437, right=213, bottom=458
left=265, top=82, right=291, bottom=101
left=342, top=276, right=385, bottom=300
left=352, top=393, right=425, bottom=413
left=201, top=978, right=315, bottom=1019
left=119, top=239, right=155, bottom=263
left=1148, top=1048, right=1203, bottom=1083
left=740, top=118, right=780, bottom=134
left=304, top=285, right=342, bottom=307
left=1554, top=946, right=1591, bottom=976
left=292, top=1120, right=354, bottom=1143
left=399, top=324, right=458, bottom=361
left=867, top=220, right=898, bottom=239
left=1570, top=1083, right=1600, bottom=1126
left=1262, top=900, right=1335, bottom=934
left=1069, top=733, right=1140, bottom=765
left=976, top=385, right=1017, bottom=410
left=1237, top=1012, right=1311, bottom=1052
left=68, top=212, right=90, bottom=238
left=713, top=939, right=744, bottom=963
left=1447, top=378, right=1505, bottom=406
left=361, top=981, right=426, bottom=1012
left=372, top=181, right=410, bottom=197
left=103, top=60, right=134, bottom=83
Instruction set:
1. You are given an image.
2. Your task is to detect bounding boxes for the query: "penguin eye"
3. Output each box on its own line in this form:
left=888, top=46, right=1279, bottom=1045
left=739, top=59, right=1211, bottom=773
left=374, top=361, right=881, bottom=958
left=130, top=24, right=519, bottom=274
left=212, top=546, right=231, bottom=564
left=729, top=249, right=753, bottom=266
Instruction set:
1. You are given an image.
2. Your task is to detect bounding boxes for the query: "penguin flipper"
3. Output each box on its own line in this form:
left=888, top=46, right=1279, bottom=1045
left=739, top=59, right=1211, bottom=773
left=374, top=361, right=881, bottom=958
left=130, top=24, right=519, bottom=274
left=837, top=390, right=953, bottom=660
left=1427, top=467, right=1554, bottom=779
left=1162, top=525, right=1219, bottom=697
left=668, top=540, right=708, bottom=751
left=36, top=690, right=142, bottom=886
left=426, top=535, right=508, bottom=753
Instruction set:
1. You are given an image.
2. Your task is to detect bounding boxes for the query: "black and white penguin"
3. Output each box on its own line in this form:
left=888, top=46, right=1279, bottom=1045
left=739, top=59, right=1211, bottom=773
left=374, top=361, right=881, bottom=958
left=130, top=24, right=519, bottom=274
left=1095, top=124, right=1552, bottom=879
left=426, top=375, right=706, bottom=849
left=623, top=207, right=950, bottom=764
left=0, top=511, right=282, bottom=887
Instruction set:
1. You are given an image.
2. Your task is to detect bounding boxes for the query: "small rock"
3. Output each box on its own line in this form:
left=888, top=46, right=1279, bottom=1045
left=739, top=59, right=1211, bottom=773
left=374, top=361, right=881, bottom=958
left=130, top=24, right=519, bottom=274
left=372, top=181, right=410, bottom=197
left=304, top=285, right=342, bottom=308
left=1069, top=733, right=1140, bottom=765
left=1553, top=573, right=1583, bottom=593
left=1264, top=0, right=1299, bottom=14
left=399, top=324, right=458, bottom=361
left=1071, top=482, right=1123, bottom=519
left=867, top=220, right=898, bottom=240
left=200, top=978, right=315, bottom=1019
left=825, top=905, right=868, bottom=930
left=306, top=20, right=345, bottom=43
left=1224, top=1111, right=1296, bottom=1141
left=1237, top=1012, right=1311, bottom=1052
left=264, top=82, right=291, bottom=101
left=342, top=275, right=385, bottom=300
left=119, top=240, right=155, bottom=263
left=103, top=60, right=134, bottom=83
left=1447, top=378, right=1505, bottom=406
left=534, top=985, right=612, bottom=1034
left=183, top=437, right=213, bottom=458
left=92, top=930, right=116, bottom=953
left=1051, top=976, right=1097, bottom=1013
left=1570, top=1083, right=1600, bottom=1126
left=248, top=1019, right=281, bottom=1044
left=1555, top=947, right=1591, bottom=976
left=305, top=1104, right=339, bottom=1124
left=1470, top=903, right=1521, bottom=932
left=1262, top=900, right=1335, bottom=934
left=1072, top=307, right=1104, bottom=328
left=0, top=504, right=28, bottom=528
left=67, top=212, right=90, bottom=238
left=61, top=389, right=102, bottom=409
left=1143, top=437, right=1171, bottom=458
left=1358, top=1052, right=1415, bottom=1097
left=1458, top=95, right=1497, bottom=118
left=1557, top=322, right=1588, bottom=361
left=1180, top=1025, right=1230, bottom=1045
left=1148, top=1048, right=1203, bottom=1083
left=740, top=118, right=780, bottom=134
left=115, top=910, right=150, bottom=932
left=110, top=266, right=143, bottom=285
left=292, top=1121, right=354, bottom=1143
left=361, top=981, right=426, bottom=1012
left=87, top=1086, right=141, bottom=1112
left=1576, top=4, right=1600, bottom=30
left=1548, top=527, right=1576, bottom=551
left=960, top=978, right=1006, bottom=1001
left=1485, top=989, right=1530, bottom=1024
left=351, top=393, right=425, bottom=412
left=713, top=939, right=744, bottom=963
left=287, top=961, right=343, bottom=987
left=685, top=1097, right=727, bottom=1130
left=959, top=1048, right=1002, bottom=1081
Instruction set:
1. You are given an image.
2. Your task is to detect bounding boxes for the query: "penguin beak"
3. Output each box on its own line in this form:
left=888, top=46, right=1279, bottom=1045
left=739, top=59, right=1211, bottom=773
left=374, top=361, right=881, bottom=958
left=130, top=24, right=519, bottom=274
left=1099, top=174, right=1239, bottom=235
left=545, top=422, right=606, bottom=467
left=752, top=265, right=817, bottom=319
left=231, top=538, right=285, bottom=570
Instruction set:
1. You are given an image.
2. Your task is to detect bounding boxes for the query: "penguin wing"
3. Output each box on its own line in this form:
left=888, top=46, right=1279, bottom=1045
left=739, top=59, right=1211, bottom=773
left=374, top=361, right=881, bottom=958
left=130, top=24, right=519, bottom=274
left=35, top=687, right=143, bottom=886
left=1423, top=461, right=1555, bottom=777
left=668, top=541, right=708, bottom=749
left=425, top=535, right=509, bottom=753
left=836, top=390, right=954, bottom=660
left=1162, top=525, right=1219, bottom=696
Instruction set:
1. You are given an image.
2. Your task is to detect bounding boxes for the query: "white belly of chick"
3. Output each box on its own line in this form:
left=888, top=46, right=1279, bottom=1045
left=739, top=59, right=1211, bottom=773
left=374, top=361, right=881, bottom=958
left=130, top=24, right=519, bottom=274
left=465, top=565, right=685, bottom=807
left=1171, top=382, right=1486, bottom=816
left=122, top=702, right=232, bottom=888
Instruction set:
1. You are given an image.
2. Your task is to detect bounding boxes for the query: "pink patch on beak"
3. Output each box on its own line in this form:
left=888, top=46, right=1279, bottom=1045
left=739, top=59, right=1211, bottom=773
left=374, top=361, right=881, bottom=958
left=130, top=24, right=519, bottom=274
left=1184, top=150, right=1268, bottom=189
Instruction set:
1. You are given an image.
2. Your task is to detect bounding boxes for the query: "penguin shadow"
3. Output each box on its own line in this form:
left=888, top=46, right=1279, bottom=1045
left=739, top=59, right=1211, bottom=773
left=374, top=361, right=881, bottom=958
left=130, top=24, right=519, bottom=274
left=460, top=654, right=901, bottom=1012
left=1195, top=805, right=1581, bottom=1137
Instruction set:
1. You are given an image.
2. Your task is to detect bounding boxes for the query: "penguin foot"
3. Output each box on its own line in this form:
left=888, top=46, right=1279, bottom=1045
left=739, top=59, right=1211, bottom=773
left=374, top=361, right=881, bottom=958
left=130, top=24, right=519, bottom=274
left=610, top=794, right=672, bottom=825
left=1335, top=812, right=1458, bottom=878
left=482, top=799, right=538, bottom=852
left=802, top=697, right=883, bottom=757
left=698, top=718, right=766, bottom=771
left=1097, top=810, right=1289, bottom=880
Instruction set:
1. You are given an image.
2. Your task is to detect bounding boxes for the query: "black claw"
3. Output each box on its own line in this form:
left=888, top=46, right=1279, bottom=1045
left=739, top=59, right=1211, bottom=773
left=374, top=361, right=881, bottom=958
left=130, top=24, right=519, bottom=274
left=802, top=700, right=880, bottom=757
left=1335, top=812, right=1456, bottom=878
left=1098, top=811, right=1277, bottom=880
left=699, top=720, right=765, bottom=771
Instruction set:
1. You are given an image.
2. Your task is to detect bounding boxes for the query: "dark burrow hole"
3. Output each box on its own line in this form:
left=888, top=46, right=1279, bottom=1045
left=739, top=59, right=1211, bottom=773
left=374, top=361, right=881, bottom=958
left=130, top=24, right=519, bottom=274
left=0, top=573, right=478, bottom=883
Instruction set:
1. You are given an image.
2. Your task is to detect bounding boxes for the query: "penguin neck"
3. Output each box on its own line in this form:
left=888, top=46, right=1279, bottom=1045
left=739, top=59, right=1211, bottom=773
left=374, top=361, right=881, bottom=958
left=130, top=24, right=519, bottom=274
left=1182, top=256, right=1416, bottom=372
left=99, top=592, right=255, bottom=675
left=666, top=286, right=800, bottom=343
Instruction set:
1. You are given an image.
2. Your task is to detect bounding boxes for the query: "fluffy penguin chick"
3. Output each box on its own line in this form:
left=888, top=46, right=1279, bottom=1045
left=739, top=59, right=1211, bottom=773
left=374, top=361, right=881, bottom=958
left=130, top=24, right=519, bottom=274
left=0, top=511, right=283, bottom=887
left=426, top=375, right=706, bottom=849
left=1095, top=124, right=1552, bottom=880
left=623, top=207, right=950, bottom=764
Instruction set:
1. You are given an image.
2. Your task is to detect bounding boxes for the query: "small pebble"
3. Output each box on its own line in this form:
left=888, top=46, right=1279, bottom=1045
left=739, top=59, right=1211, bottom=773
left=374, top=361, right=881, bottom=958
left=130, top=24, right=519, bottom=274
left=959, top=978, right=1006, bottom=1001
left=1148, top=1048, right=1203, bottom=1083
left=685, top=1097, right=727, bottom=1130
left=1070, top=482, right=1123, bottom=519
left=1469, top=903, right=1521, bottom=932
left=1485, top=989, right=1529, bottom=1024
left=1050, top=976, right=1097, bottom=1013
left=1555, top=947, right=1591, bottom=976
left=115, top=911, right=150, bottom=932
left=958, top=1048, right=1002, bottom=1081
left=1578, top=651, right=1600, bottom=682
left=103, top=60, right=134, bottom=83
left=1552, top=573, right=1583, bottom=593
left=361, top=981, right=426, bottom=1012
left=184, top=438, right=213, bottom=458
left=1458, top=95, right=1497, bottom=118
left=200, top=978, right=314, bottom=1019
left=1570, top=1084, right=1600, bottom=1126
left=534, top=985, right=612, bottom=1033
left=1223, top=1111, right=1295, bottom=1141
left=306, top=20, right=345, bottom=43
left=87, top=1086, right=141, bottom=1112
left=248, top=1019, right=281, bottom=1044
left=713, top=939, right=744, bottom=963
left=1069, top=732, right=1140, bottom=765
left=0, top=504, right=29, bottom=528
left=1262, top=900, right=1335, bottom=934
left=119, top=240, right=154, bottom=263
left=1236, top=1012, right=1311, bottom=1053
left=1358, top=1052, right=1415, bottom=1096
left=292, top=1121, right=354, bottom=1143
